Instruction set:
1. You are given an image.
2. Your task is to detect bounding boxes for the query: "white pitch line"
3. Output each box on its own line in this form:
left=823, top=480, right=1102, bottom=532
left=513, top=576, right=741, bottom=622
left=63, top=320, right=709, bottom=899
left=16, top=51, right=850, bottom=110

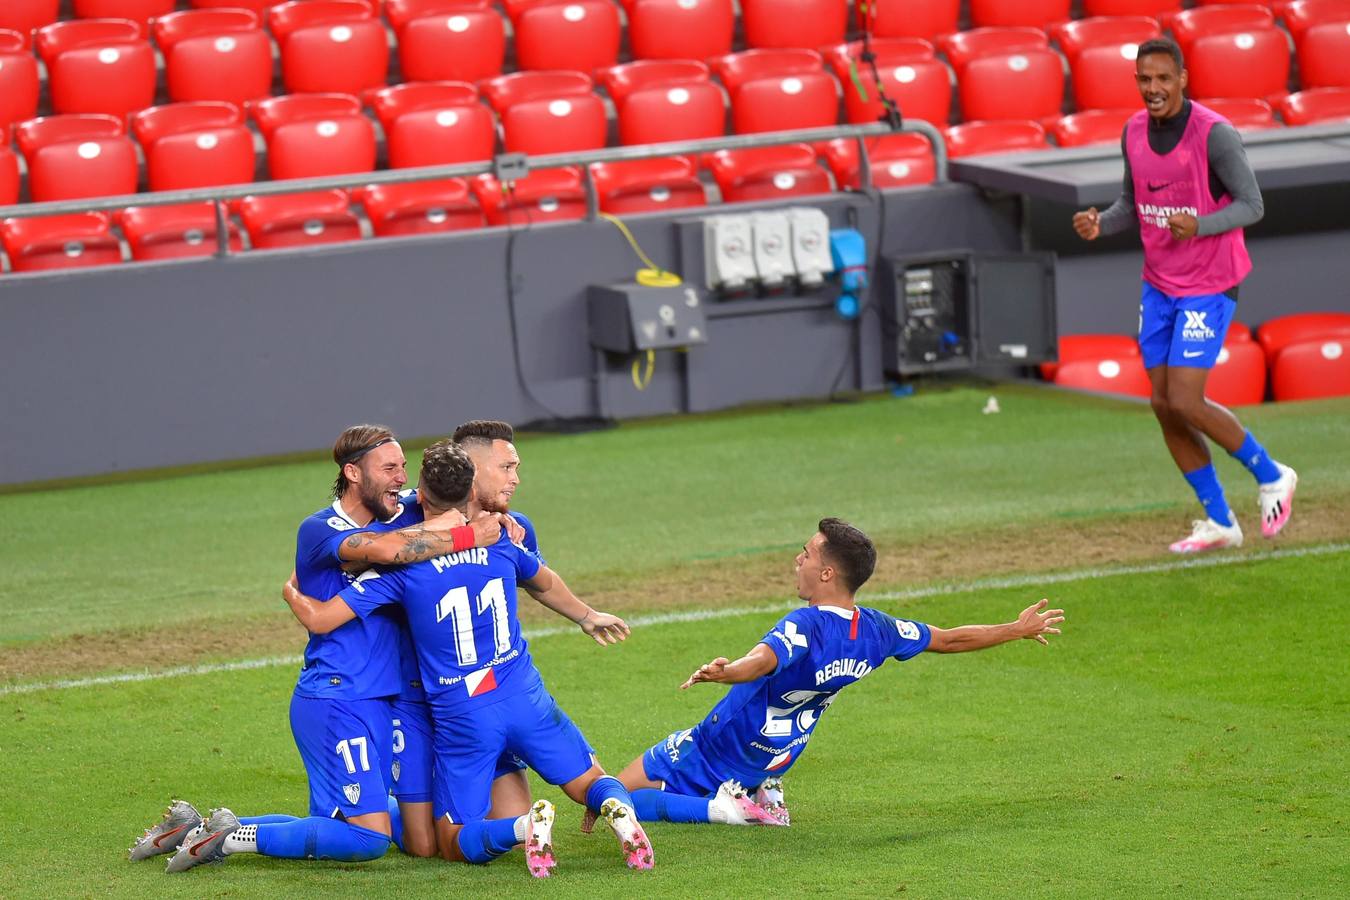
left=3, top=541, right=1345, bottom=698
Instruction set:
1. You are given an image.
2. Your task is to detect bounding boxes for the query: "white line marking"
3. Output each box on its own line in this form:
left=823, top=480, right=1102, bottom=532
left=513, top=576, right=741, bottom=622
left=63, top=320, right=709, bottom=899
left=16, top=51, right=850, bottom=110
left=3, top=542, right=1345, bottom=697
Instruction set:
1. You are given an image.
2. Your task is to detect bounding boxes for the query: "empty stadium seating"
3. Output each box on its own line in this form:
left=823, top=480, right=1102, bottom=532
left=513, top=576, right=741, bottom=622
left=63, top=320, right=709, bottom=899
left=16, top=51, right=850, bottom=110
left=819, top=134, right=938, bottom=189
left=359, top=179, right=487, bottom=236
left=1187, top=29, right=1291, bottom=104
left=1256, top=311, right=1350, bottom=359
left=132, top=102, right=257, bottom=192
left=1051, top=15, right=1161, bottom=62
left=387, top=0, right=505, bottom=83
left=1081, top=0, right=1179, bottom=16
left=940, top=26, right=1049, bottom=73
left=1170, top=5, right=1276, bottom=55
left=236, top=190, right=363, bottom=249
left=868, top=0, right=960, bottom=41
left=944, top=120, right=1050, bottom=156
left=969, top=0, right=1072, bottom=29
left=1297, top=21, right=1350, bottom=89
left=1280, top=86, right=1350, bottom=123
left=513, top=1, right=620, bottom=72
left=1203, top=97, right=1279, bottom=129
left=1, top=212, right=122, bottom=272
left=1280, top=0, right=1350, bottom=44
left=153, top=9, right=274, bottom=106
left=269, top=1, right=388, bottom=95
left=740, top=0, right=847, bottom=49
left=612, top=78, right=727, bottom=146
left=957, top=49, right=1065, bottom=122
left=0, top=30, right=41, bottom=133
left=1271, top=338, right=1350, bottom=400
left=1039, top=333, right=1138, bottom=381
left=37, top=18, right=157, bottom=117
left=826, top=39, right=953, bottom=126
left=367, top=82, right=497, bottom=167
left=711, top=49, right=839, bottom=134
left=1052, top=108, right=1134, bottom=146
left=472, top=167, right=589, bottom=225
left=1205, top=340, right=1267, bottom=406
left=0, top=1, right=61, bottom=37
left=0, top=146, right=20, bottom=206
left=17, top=114, right=139, bottom=201
left=251, top=94, right=377, bottom=180
left=1071, top=41, right=1145, bottom=110
left=482, top=71, right=607, bottom=155
left=626, top=0, right=734, bottom=61
left=119, top=202, right=243, bottom=260
left=1053, top=356, right=1152, bottom=398
left=590, top=156, right=707, bottom=213
left=706, top=144, right=833, bottom=202
left=72, top=1, right=176, bottom=28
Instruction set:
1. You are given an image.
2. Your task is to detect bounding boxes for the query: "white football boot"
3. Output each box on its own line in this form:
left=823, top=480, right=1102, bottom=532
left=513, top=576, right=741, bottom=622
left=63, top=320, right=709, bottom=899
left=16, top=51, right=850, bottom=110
left=710, top=779, right=785, bottom=826
left=598, top=798, right=653, bottom=870
left=753, top=777, right=790, bottom=826
left=128, top=800, right=203, bottom=860
left=524, top=799, right=556, bottom=878
left=1258, top=464, right=1298, bottom=538
left=1169, top=517, right=1243, bottom=554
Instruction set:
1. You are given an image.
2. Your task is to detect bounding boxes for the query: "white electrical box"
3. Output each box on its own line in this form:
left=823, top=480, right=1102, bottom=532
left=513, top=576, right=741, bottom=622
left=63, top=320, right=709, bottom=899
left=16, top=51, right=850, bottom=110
left=702, top=215, right=757, bottom=290
left=748, top=211, right=793, bottom=287
left=786, top=207, right=834, bottom=287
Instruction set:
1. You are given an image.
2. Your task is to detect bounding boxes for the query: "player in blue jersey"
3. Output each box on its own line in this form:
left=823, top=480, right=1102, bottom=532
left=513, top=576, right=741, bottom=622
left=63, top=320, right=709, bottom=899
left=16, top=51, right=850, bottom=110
left=277, top=440, right=654, bottom=877
left=615, top=518, right=1065, bottom=827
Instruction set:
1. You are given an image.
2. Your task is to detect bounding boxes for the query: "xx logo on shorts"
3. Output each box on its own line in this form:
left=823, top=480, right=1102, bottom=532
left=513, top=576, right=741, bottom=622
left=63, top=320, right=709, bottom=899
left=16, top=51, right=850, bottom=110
left=1182, top=310, right=1215, bottom=342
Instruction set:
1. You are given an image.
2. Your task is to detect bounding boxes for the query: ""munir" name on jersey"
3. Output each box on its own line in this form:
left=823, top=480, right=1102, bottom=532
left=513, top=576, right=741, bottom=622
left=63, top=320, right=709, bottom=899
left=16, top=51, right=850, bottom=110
left=815, top=658, right=873, bottom=685
left=430, top=547, right=489, bottom=571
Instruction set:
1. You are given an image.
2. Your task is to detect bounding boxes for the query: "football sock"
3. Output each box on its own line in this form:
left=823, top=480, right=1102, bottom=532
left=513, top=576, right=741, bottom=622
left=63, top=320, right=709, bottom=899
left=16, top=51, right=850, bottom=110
left=222, top=824, right=258, bottom=854
left=1231, top=432, right=1282, bottom=484
left=386, top=795, right=406, bottom=854
left=254, top=818, right=391, bottom=862
left=631, top=789, right=711, bottom=824
left=513, top=815, right=530, bottom=843
left=238, top=815, right=299, bottom=826
left=456, top=817, right=524, bottom=864
left=1183, top=464, right=1234, bottom=526
left=584, top=775, right=633, bottom=814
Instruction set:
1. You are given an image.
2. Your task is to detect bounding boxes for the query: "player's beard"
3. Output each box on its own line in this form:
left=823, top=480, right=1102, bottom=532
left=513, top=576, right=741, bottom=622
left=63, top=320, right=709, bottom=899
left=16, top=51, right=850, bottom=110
left=359, top=479, right=399, bottom=521
left=476, top=485, right=509, bottom=514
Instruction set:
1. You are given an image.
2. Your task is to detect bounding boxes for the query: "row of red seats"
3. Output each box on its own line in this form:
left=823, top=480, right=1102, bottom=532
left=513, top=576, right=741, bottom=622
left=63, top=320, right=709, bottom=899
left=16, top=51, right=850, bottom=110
left=1047, top=314, right=1350, bottom=403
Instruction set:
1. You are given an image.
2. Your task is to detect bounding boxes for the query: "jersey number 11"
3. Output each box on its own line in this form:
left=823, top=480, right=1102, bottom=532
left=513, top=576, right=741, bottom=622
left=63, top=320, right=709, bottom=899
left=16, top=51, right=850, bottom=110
left=435, top=577, right=511, bottom=667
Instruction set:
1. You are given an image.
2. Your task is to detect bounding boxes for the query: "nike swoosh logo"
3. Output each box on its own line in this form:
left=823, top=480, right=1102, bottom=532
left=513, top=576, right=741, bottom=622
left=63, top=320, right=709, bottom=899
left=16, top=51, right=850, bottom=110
left=152, top=825, right=187, bottom=848
left=189, top=831, right=226, bottom=857
left=1147, top=181, right=1172, bottom=191
left=1183, top=350, right=1204, bottom=358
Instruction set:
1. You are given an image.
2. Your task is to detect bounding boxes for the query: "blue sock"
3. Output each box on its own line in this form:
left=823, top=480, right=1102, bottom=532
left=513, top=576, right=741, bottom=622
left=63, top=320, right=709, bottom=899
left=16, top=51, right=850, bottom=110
left=1231, top=432, right=1281, bottom=484
left=455, top=817, right=522, bottom=864
left=238, top=814, right=299, bottom=826
left=1183, top=464, right=1234, bottom=526
left=255, top=818, right=390, bottom=861
left=631, top=788, right=712, bottom=824
left=584, top=775, right=633, bottom=814
left=386, top=795, right=406, bottom=854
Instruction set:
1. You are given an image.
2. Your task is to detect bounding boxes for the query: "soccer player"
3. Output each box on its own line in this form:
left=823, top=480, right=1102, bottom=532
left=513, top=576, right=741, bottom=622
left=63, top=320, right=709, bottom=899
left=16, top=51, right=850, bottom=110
left=275, top=440, right=653, bottom=877
left=614, top=518, right=1065, bottom=827
left=1072, top=37, right=1296, bottom=553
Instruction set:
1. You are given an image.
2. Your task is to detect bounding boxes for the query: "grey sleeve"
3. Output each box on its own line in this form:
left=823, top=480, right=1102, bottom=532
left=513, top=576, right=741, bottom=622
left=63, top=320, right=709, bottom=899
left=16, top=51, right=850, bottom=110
left=1197, top=123, right=1264, bottom=236
left=1097, top=126, right=1137, bottom=236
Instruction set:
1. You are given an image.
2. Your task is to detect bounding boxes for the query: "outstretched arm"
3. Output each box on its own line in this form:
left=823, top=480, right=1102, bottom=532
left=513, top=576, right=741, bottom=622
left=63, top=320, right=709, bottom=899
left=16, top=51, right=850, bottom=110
left=926, top=599, right=1064, bottom=653
left=282, top=574, right=359, bottom=634
left=680, top=643, right=777, bottom=690
left=337, top=510, right=511, bottom=570
left=521, top=565, right=630, bottom=646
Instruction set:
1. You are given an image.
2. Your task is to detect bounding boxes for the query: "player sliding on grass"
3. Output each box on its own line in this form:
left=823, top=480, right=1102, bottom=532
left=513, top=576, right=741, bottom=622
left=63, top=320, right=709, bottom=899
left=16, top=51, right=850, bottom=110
left=613, top=518, right=1065, bottom=827
left=279, top=439, right=652, bottom=877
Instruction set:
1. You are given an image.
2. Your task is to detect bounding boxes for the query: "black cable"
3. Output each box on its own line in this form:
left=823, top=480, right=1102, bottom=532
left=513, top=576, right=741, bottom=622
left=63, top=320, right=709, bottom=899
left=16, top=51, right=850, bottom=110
left=857, top=1, right=903, bottom=131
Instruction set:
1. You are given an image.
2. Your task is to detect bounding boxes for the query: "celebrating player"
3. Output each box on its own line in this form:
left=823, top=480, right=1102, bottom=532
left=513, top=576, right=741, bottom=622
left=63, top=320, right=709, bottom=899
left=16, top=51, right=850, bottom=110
left=613, top=518, right=1065, bottom=827
left=1072, top=37, right=1296, bottom=553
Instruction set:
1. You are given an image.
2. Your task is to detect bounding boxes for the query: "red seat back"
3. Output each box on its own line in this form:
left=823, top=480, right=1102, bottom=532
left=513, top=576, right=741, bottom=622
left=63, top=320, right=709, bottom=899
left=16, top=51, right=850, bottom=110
left=1072, top=43, right=1146, bottom=110
left=237, top=189, right=363, bottom=249
left=1202, top=97, right=1279, bottom=130
left=1206, top=340, right=1267, bottom=406
left=590, top=156, right=707, bottom=213
left=958, top=49, right=1065, bottom=122
left=0, top=32, right=41, bottom=132
left=155, top=10, right=273, bottom=105
left=471, top=167, right=588, bottom=226
left=1298, top=21, right=1350, bottom=90
left=119, top=202, right=243, bottom=260
left=1052, top=15, right=1161, bottom=63
left=515, top=0, right=621, bottom=72
left=970, top=0, right=1072, bottom=28
left=740, top=0, right=847, bottom=50
left=1280, top=87, right=1350, bottom=124
left=1257, top=312, right=1350, bottom=360
left=627, top=0, right=733, bottom=61
left=1053, top=108, right=1134, bottom=146
left=1270, top=338, right=1350, bottom=401
left=617, top=81, right=726, bottom=145
left=706, top=144, right=833, bottom=202
left=1039, top=333, right=1138, bottom=380
left=1188, top=28, right=1290, bottom=104
left=1, top=212, right=122, bottom=272
left=360, top=179, right=486, bottom=236
left=944, top=120, right=1050, bottom=157
left=1053, top=356, right=1152, bottom=398
left=820, top=134, right=937, bottom=189
left=940, top=26, right=1049, bottom=73
left=599, top=59, right=711, bottom=108
left=869, top=0, right=959, bottom=40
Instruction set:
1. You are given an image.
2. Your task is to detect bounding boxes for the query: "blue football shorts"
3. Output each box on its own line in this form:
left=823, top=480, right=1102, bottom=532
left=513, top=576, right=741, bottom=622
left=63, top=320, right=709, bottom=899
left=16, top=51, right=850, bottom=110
left=289, top=693, right=394, bottom=819
left=390, top=698, right=528, bottom=805
left=1138, top=281, right=1236, bottom=370
left=641, top=727, right=728, bottom=799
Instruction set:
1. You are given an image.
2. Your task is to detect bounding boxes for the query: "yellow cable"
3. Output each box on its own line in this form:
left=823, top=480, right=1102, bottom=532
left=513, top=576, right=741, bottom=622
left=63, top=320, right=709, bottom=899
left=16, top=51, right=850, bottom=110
left=631, top=349, right=655, bottom=390
left=599, top=212, right=682, bottom=287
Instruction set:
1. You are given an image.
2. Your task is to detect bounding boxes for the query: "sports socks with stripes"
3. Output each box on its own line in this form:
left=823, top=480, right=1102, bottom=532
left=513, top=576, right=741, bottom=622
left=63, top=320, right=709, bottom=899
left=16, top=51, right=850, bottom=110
left=455, top=816, right=529, bottom=863
left=584, top=775, right=633, bottom=814
left=631, top=789, right=713, bottom=824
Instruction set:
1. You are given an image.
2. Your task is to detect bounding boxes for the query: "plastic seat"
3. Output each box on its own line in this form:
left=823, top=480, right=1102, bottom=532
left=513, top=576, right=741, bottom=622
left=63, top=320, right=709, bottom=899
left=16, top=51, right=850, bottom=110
left=269, top=1, right=388, bottom=95
left=367, top=82, right=496, bottom=167
left=711, top=49, right=839, bottom=135
left=590, top=156, right=707, bottom=213
left=236, top=190, right=362, bottom=249
left=1051, top=15, right=1161, bottom=63
left=1226, top=320, right=1253, bottom=344
left=471, top=167, right=588, bottom=226
left=387, top=0, right=505, bottom=83
left=1052, top=108, right=1133, bottom=146
left=1280, top=86, right=1350, bottom=123
left=514, top=1, right=620, bottom=72
left=1171, top=5, right=1275, bottom=55
left=1053, top=356, right=1152, bottom=398
left=1256, top=311, right=1350, bottom=359
left=616, top=80, right=726, bottom=145
left=627, top=0, right=733, bottom=61
left=153, top=9, right=274, bottom=106
left=957, top=49, right=1065, bottom=123
left=740, top=0, right=847, bottom=49
left=0, top=1, right=60, bottom=37
left=819, top=134, right=938, bottom=189
left=16, top=114, right=139, bottom=201
left=1205, top=341, right=1267, bottom=406
left=1280, top=0, right=1350, bottom=44
left=1082, top=0, right=1180, bottom=16
left=705, top=144, right=833, bottom=203
left=481, top=72, right=607, bottom=154
left=36, top=19, right=156, bottom=117
left=827, top=40, right=952, bottom=126
left=868, top=0, right=959, bottom=41
left=188, top=0, right=279, bottom=9
left=1202, top=97, right=1279, bottom=129
left=0, top=30, right=41, bottom=132
left=251, top=94, right=377, bottom=180
left=1038, top=333, right=1139, bottom=381
left=969, top=0, right=1071, bottom=29
left=131, top=102, right=256, bottom=192
left=480, top=70, right=594, bottom=114
left=1187, top=29, right=1290, bottom=104
left=1298, top=21, right=1350, bottom=89
left=1270, top=338, right=1350, bottom=400
left=72, top=1, right=176, bottom=27
left=939, top=27, right=1050, bottom=74
left=119, top=202, right=243, bottom=260
left=598, top=59, right=711, bottom=107
left=1, top=213, right=122, bottom=272
left=1072, top=42, right=1146, bottom=110
left=359, top=179, right=486, bottom=236
left=944, top=119, right=1050, bottom=156
left=0, top=146, right=20, bottom=205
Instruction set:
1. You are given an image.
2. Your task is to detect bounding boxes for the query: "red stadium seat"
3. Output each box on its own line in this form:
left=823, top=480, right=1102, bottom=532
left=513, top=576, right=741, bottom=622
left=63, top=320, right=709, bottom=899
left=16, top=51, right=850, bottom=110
left=969, top=0, right=1072, bottom=29
left=153, top=9, right=274, bottom=106
left=236, top=190, right=363, bottom=249
left=1202, top=97, right=1279, bottom=129
left=251, top=94, right=377, bottom=180
left=388, top=1, right=504, bottom=83
left=826, top=40, right=952, bottom=126
left=359, top=179, right=486, bottom=236
left=711, top=48, right=824, bottom=93
left=1187, top=29, right=1290, bottom=104
left=958, top=49, right=1065, bottom=123
left=819, top=134, right=938, bottom=189
left=0, top=146, right=20, bottom=205
left=944, top=120, right=1050, bottom=156
left=1038, top=333, right=1138, bottom=381
left=868, top=0, right=960, bottom=41
left=1052, top=108, right=1134, bottom=146
left=1271, top=338, right=1350, bottom=400
left=1082, top=0, right=1180, bottom=16
left=1256, top=311, right=1350, bottom=359
left=118, top=202, right=243, bottom=260
left=1053, top=356, right=1152, bottom=398
left=1280, top=0, right=1350, bottom=44
left=598, top=59, right=711, bottom=107
left=1206, top=341, right=1267, bottom=406
left=367, top=82, right=496, bottom=167
left=740, top=0, right=847, bottom=50
left=482, top=72, right=607, bottom=154
left=705, top=144, right=833, bottom=203
left=1226, top=320, right=1254, bottom=344
left=471, top=167, right=588, bottom=226
left=72, top=1, right=175, bottom=27
left=514, top=1, right=620, bottom=72
left=481, top=69, right=593, bottom=114
left=0, top=1, right=60, bottom=37
left=1280, top=86, right=1350, bottom=123
left=1298, top=22, right=1350, bottom=89
left=710, top=49, right=839, bottom=134
left=36, top=19, right=156, bottom=117
left=1052, top=16, right=1161, bottom=63
left=269, top=1, right=388, bottom=95
left=1170, top=5, right=1275, bottom=55
left=0, top=30, right=41, bottom=132
left=590, top=156, right=707, bottom=213
left=131, top=102, right=256, bottom=192
left=627, top=0, right=733, bottom=61
left=188, top=0, right=280, bottom=9
left=1, top=212, right=122, bottom=272
left=616, top=80, right=726, bottom=145
left=939, top=27, right=1050, bottom=74
left=1072, top=42, right=1146, bottom=110
left=16, top=114, right=139, bottom=201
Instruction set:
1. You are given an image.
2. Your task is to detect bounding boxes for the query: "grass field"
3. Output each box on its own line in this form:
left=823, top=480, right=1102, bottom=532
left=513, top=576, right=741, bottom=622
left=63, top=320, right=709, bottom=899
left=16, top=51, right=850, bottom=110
left=1, top=384, right=1347, bottom=898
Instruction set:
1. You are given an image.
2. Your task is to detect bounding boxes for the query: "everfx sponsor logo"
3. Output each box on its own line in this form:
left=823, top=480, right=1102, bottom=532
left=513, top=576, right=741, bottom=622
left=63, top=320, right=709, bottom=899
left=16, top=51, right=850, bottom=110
left=1181, top=309, right=1216, bottom=342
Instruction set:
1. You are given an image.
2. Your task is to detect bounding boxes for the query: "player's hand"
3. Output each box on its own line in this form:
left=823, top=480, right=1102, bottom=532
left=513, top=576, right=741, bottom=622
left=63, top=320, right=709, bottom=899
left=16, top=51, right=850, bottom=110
left=681, top=657, right=730, bottom=690
left=468, top=512, right=503, bottom=548
left=1072, top=207, right=1100, bottom=241
left=579, top=610, right=630, bottom=646
left=422, top=507, right=469, bottom=533
left=500, top=513, right=527, bottom=546
left=1167, top=212, right=1198, bottom=240
left=1016, top=599, right=1065, bottom=645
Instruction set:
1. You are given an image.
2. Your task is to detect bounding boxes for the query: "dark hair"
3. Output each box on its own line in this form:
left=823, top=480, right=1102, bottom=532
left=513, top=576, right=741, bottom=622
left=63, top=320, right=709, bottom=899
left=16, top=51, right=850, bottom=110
left=418, top=439, right=476, bottom=509
left=452, top=419, right=515, bottom=450
left=1136, top=37, right=1183, bottom=71
left=332, top=424, right=397, bottom=499
left=817, top=517, right=877, bottom=594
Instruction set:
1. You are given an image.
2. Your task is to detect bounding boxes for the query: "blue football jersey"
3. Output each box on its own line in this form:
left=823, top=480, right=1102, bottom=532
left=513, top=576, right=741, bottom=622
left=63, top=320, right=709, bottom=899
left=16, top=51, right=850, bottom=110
left=695, top=605, right=931, bottom=784
left=292, top=492, right=418, bottom=701
left=339, top=532, right=544, bottom=713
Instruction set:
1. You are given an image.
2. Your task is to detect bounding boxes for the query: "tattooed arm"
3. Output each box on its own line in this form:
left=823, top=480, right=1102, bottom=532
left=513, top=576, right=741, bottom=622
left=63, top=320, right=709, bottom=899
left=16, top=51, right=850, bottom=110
left=337, top=509, right=507, bottom=570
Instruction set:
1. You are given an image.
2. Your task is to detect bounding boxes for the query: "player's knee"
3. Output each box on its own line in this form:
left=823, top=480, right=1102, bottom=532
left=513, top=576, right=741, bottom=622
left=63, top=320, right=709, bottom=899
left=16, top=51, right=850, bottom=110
left=1149, top=391, right=1172, bottom=419
left=344, top=824, right=393, bottom=862
left=1166, top=386, right=1205, bottom=422
left=402, top=830, right=437, bottom=858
